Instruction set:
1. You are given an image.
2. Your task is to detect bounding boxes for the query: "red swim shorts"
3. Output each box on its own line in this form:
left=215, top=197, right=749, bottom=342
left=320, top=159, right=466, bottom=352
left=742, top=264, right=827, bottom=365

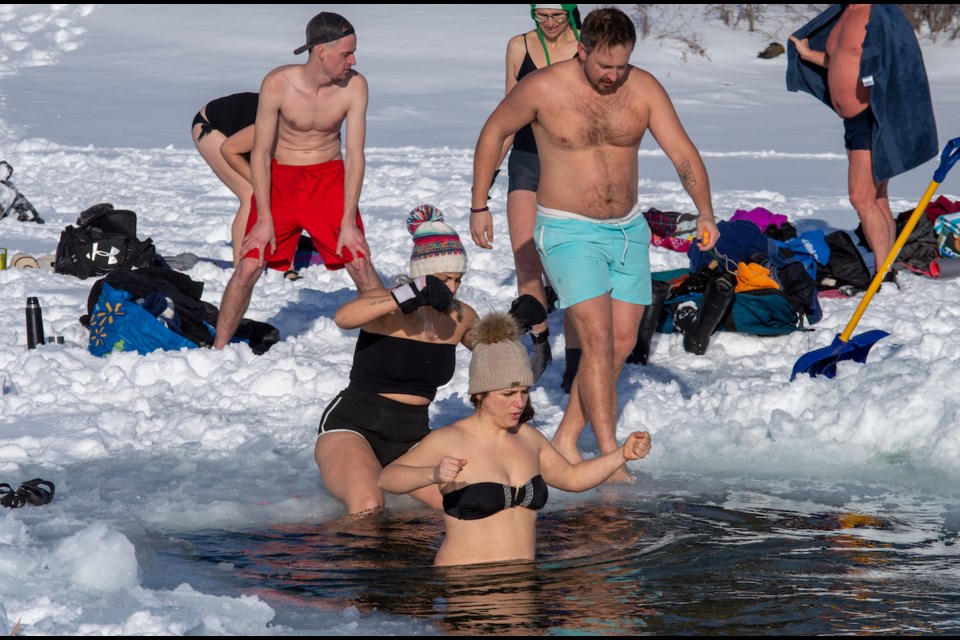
left=244, top=158, right=365, bottom=271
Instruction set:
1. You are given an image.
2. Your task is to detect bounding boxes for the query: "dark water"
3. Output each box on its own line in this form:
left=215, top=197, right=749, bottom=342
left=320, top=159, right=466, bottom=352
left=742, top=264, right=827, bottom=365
left=145, top=490, right=960, bottom=636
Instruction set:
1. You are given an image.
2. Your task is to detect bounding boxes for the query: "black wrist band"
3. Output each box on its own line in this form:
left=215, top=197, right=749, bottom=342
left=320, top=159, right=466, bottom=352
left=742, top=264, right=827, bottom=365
left=390, top=284, right=419, bottom=315
left=530, top=329, right=550, bottom=344
left=470, top=206, right=490, bottom=214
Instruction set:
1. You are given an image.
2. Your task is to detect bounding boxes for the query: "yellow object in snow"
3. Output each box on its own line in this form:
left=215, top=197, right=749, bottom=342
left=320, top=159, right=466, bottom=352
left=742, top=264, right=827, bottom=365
left=735, top=262, right=780, bottom=292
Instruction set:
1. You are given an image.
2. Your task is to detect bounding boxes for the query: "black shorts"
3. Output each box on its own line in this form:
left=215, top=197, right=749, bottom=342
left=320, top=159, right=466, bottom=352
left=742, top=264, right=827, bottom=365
left=843, top=107, right=875, bottom=151
left=192, top=111, right=213, bottom=141
left=508, top=149, right=541, bottom=193
left=318, top=388, right=430, bottom=467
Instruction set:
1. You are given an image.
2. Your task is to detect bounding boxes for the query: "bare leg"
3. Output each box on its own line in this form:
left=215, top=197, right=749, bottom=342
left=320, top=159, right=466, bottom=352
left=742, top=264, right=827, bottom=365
left=563, top=313, right=581, bottom=350
left=315, top=432, right=385, bottom=515
left=508, top=189, right=554, bottom=381
left=192, top=123, right=253, bottom=265
left=551, top=295, right=644, bottom=484
left=314, top=431, right=440, bottom=513
left=848, top=149, right=895, bottom=272
left=213, top=256, right=263, bottom=349
left=552, top=375, right=587, bottom=464
left=507, top=189, right=549, bottom=336
left=230, top=196, right=253, bottom=266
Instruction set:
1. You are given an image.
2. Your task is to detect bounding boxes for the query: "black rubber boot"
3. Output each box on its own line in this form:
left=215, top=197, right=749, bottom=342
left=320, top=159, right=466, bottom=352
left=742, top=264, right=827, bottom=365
left=670, top=260, right=720, bottom=298
left=683, top=271, right=737, bottom=355
left=560, top=348, right=582, bottom=394
left=627, top=279, right=671, bottom=365
left=880, top=268, right=900, bottom=291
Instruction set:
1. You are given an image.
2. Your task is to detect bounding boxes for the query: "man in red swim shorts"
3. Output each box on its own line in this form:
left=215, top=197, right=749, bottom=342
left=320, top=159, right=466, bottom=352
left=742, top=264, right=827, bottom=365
left=214, top=12, right=382, bottom=349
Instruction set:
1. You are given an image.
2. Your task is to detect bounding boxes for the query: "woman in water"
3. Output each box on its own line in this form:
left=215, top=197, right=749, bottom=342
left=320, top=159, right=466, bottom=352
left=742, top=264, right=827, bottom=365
left=315, top=204, right=479, bottom=516
left=379, top=311, right=651, bottom=566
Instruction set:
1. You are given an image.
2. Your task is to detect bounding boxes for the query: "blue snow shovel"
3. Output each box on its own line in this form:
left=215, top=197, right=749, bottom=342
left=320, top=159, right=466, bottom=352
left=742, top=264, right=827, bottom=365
left=791, top=136, right=960, bottom=381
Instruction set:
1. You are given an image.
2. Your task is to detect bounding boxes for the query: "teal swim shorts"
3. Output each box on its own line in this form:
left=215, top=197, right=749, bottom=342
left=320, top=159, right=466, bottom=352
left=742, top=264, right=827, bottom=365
left=534, top=204, right=652, bottom=309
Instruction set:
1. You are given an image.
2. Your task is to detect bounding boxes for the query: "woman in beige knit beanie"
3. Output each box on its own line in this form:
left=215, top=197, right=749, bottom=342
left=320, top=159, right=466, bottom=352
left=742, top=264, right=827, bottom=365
left=379, top=311, right=652, bottom=567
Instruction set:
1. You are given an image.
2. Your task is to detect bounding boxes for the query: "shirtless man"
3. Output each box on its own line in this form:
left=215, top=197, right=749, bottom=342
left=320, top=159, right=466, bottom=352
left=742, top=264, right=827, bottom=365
left=470, top=7, right=719, bottom=482
left=789, top=4, right=937, bottom=278
left=214, top=12, right=381, bottom=349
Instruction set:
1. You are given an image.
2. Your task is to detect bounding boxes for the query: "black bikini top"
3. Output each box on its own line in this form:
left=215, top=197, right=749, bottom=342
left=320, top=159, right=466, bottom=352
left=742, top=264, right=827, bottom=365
left=512, top=36, right=579, bottom=154
left=442, top=475, right=548, bottom=521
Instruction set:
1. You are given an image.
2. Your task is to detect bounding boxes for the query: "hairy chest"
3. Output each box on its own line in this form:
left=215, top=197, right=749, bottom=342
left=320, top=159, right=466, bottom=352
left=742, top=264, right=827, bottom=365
left=537, top=88, right=647, bottom=149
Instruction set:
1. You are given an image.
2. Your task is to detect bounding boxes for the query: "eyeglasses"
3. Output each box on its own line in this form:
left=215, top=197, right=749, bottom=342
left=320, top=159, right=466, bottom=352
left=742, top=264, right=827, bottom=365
left=533, top=12, right=567, bottom=25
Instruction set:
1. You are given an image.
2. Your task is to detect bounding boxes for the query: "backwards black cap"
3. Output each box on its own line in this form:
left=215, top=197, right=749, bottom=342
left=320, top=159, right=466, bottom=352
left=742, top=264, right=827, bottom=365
left=294, top=12, right=355, bottom=55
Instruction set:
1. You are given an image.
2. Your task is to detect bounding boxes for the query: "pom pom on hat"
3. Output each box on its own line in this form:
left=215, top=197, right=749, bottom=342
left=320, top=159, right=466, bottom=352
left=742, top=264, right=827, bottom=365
left=407, top=204, right=468, bottom=278
left=407, top=203, right=444, bottom=236
left=468, top=312, right=534, bottom=395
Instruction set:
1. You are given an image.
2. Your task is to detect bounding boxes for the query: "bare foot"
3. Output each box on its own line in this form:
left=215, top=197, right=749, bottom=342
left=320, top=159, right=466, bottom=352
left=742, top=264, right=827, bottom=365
left=551, top=437, right=584, bottom=464
left=605, top=467, right=637, bottom=485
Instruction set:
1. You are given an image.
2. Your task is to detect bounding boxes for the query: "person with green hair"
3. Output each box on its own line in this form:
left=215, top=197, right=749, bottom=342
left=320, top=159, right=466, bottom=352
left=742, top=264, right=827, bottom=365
left=477, top=4, right=582, bottom=391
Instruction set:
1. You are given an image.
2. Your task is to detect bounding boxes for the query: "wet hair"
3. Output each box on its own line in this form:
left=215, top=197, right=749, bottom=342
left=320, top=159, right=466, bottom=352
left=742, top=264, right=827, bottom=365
left=580, top=7, right=636, bottom=53
left=470, top=391, right=536, bottom=424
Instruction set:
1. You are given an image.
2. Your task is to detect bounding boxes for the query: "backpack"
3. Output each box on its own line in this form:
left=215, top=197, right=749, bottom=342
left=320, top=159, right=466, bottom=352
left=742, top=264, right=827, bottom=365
left=80, top=266, right=281, bottom=356
left=816, top=230, right=871, bottom=291
left=54, top=203, right=157, bottom=279
left=654, top=268, right=806, bottom=337
left=659, top=288, right=805, bottom=336
left=85, top=282, right=200, bottom=357
left=934, top=212, right=960, bottom=259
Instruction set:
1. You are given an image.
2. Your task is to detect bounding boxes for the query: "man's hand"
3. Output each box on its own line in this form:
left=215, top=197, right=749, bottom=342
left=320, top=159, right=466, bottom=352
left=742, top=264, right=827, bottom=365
left=789, top=35, right=826, bottom=67
left=434, top=456, right=467, bottom=484
left=336, top=223, right=370, bottom=262
left=391, top=275, right=454, bottom=315
left=470, top=210, right=494, bottom=249
left=696, top=216, right=721, bottom=252
left=789, top=35, right=811, bottom=58
left=240, top=219, right=276, bottom=268
left=621, top=432, right=652, bottom=461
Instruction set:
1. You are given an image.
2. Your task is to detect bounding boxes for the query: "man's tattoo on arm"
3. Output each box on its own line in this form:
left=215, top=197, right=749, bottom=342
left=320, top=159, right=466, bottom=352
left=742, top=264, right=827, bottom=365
left=676, top=160, right=697, bottom=190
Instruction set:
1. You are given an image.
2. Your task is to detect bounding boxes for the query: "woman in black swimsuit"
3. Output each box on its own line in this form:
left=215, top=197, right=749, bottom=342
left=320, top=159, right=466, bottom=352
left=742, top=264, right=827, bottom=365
left=191, top=92, right=259, bottom=265
left=495, top=4, right=584, bottom=390
left=315, top=205, right=479, bottom=518
left=379, top=311, right=651, bottom=566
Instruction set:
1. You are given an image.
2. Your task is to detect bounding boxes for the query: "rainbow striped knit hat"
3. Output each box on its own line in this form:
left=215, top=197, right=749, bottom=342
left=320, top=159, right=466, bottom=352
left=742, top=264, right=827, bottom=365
left=407, top=204, right=468, bottom=278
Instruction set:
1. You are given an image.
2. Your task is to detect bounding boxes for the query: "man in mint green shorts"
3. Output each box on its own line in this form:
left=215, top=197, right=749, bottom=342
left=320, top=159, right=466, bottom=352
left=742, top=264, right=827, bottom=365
left=470, top=7, right=719, bottom=483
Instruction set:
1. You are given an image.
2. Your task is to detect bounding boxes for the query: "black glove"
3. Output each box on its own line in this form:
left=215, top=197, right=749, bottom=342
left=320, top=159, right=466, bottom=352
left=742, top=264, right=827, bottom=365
left=391, top=275, right=453, bottom=315
left=508, top=294, right=547, bottom=333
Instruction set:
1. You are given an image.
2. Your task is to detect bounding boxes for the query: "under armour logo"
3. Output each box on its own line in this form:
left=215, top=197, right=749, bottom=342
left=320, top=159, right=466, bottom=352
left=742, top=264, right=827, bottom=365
left=86, top=242, right=121, bottom=265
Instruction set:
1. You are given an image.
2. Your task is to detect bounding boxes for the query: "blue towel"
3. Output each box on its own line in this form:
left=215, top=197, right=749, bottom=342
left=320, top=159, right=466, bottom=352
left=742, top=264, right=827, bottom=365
left=786, top=4, right=938, bottom=182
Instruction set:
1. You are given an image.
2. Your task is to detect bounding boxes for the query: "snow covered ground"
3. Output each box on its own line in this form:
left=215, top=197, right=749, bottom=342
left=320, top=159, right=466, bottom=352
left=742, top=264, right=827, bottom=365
left=1, top=4, right=959, bottom=635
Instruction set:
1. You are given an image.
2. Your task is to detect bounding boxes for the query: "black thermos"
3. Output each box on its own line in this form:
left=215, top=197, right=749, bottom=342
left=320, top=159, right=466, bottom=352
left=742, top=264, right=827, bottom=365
left=26, top=296, right=45, bottom=349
